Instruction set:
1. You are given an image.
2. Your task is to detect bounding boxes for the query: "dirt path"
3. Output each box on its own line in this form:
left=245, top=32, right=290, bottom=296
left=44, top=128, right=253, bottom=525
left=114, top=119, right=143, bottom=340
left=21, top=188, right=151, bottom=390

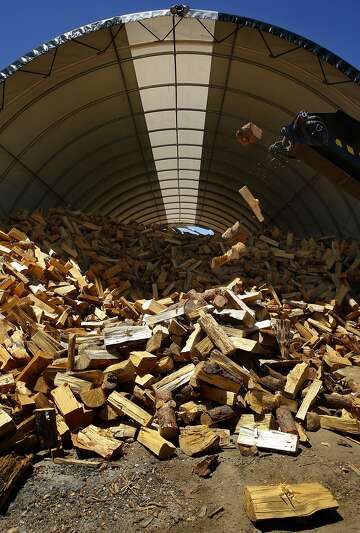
left=1, top=428, right=360, bottom=533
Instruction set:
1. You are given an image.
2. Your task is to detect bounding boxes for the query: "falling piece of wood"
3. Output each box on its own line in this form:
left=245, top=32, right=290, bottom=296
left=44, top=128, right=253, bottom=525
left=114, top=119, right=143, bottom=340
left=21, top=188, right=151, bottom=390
left=238, top=427, right=298, bottom=453
left=239, top=185, right=264, bottom=222
left=137, top=427, right=176, bottom=459
left=244, top=482, right=338, bottom=522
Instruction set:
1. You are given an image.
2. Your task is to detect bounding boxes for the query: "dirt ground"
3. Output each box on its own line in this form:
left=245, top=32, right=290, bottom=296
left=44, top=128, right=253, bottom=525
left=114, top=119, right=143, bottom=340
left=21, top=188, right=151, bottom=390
left=1, top=428, right=360, bottom=533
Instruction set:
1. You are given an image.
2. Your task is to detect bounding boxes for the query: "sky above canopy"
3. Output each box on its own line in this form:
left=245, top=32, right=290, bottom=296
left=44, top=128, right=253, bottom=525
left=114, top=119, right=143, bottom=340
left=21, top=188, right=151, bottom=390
left=1, top=1, right=359, bottom=70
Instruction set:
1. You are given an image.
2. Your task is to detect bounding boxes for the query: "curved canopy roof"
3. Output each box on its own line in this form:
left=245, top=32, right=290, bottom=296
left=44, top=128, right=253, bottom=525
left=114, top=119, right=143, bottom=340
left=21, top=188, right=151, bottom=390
left=0, top=8, right=360, bottom=236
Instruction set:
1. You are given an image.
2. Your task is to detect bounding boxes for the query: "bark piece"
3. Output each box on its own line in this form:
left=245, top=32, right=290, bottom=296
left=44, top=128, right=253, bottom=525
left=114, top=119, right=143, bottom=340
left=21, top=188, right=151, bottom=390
left=192, top=454, right=219, bottom=478
left=276, top=406, right=297, bottom=435
left=200, top=405, right=235, bottom=427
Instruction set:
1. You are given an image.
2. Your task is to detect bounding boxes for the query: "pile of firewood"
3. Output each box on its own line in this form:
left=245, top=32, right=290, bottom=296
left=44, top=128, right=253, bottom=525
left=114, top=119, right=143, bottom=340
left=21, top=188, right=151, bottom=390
left=0, top=209, right=360, bottom=512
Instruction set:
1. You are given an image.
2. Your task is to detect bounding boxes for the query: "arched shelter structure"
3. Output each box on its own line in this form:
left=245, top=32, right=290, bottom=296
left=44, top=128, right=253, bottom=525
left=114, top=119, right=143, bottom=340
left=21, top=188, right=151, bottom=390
left=0, top=8, right=360, bottom=236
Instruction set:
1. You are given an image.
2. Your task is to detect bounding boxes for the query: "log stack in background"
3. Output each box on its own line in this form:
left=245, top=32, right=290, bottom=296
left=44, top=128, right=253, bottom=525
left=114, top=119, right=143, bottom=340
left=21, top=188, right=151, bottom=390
left=0, top=208, right=359, bottom=508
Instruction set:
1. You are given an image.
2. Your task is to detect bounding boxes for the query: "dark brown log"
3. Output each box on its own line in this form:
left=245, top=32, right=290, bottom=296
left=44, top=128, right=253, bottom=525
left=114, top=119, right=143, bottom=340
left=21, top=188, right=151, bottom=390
left=0, top=453, right=33, bottom=512
left=322, top=393, right=360, bottom=418
left=173, top=384, right=199, bottom=405
left=35, top=408, right=58, bottom=450
left=67, top=333, right=76, bottom=371
left=200, top=405, right=235, bottom=427
left=155, top=389, right=178, bottom=440
left=275, top=405, right=298, bottom=435
left=258, top=374, right=284, bottom=393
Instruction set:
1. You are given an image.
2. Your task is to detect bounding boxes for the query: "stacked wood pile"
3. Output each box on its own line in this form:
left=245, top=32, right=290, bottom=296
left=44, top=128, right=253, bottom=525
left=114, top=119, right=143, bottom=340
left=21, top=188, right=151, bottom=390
left=0, top=209, right=359, bottom=509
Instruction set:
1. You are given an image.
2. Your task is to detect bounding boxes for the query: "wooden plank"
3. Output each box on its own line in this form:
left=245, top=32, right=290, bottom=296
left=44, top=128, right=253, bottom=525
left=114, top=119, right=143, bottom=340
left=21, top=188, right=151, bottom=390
left=238, top=427, right=298, bottom=453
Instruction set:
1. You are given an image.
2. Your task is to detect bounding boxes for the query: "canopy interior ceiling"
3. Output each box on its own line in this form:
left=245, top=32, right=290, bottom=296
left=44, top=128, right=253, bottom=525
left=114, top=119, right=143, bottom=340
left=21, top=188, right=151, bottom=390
left=0, top=8, right=360, bottom=236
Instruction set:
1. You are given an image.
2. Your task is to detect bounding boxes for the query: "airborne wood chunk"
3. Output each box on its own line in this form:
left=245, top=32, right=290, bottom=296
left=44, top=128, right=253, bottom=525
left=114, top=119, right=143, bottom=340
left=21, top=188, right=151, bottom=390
left=244, top=482, right=338, bottom=522
left=179, top=425, right=220, bottom=456
left=108, top=391, right=153, bottom=426
left=211, top=242, right=247, bottom=271
left=137, top=427, right=176, bottom=459
left=239, top=185, right=264, bottom=222
left=77, top=425, right=123, bottom=460
left=222, top=220, right=250, bottom=244
left=0, top=453, right=33, bottom=512
left=284, top=362, right=309, bottom=399
left=198, top=313, right=236, bottom=356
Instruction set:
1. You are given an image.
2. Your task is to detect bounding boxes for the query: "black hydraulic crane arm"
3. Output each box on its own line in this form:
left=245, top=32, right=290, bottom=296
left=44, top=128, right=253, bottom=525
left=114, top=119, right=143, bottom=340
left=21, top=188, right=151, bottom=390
left=269, top=110, right=360, bottom=198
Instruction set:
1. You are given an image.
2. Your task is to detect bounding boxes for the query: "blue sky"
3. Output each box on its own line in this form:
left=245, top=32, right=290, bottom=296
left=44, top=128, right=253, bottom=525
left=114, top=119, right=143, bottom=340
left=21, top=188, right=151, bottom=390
left=0, top=1, right=359, bottom=70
